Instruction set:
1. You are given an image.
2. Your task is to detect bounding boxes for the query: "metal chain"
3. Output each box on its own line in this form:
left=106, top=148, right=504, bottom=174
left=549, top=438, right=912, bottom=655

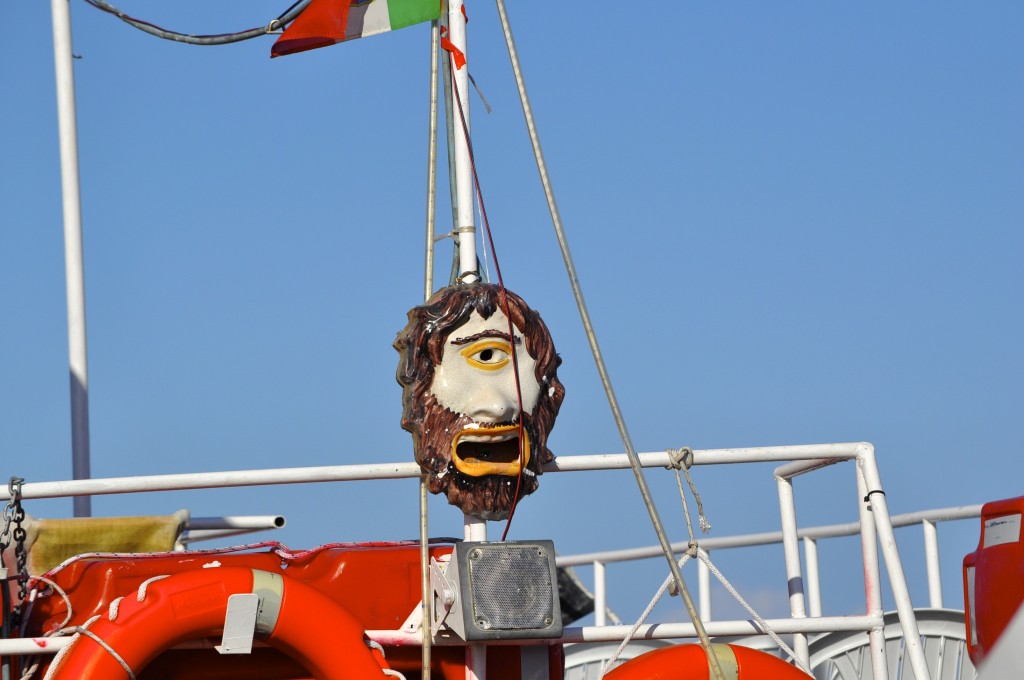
left=1, top=477, right=29, bottom=625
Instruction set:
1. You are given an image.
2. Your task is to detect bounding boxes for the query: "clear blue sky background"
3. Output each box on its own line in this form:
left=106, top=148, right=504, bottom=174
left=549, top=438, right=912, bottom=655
left=2, top=2, right=1021, bottom=625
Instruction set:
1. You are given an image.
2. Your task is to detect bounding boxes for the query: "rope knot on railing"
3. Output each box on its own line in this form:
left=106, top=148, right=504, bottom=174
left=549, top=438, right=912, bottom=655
left=668, top=447, right=712, bottom=534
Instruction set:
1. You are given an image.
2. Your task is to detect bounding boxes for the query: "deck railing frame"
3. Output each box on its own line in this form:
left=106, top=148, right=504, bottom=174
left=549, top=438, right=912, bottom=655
left=0, top=442, right=976, bottom=680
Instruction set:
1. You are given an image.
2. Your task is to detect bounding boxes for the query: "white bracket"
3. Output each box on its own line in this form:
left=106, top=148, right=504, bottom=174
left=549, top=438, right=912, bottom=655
left=215, top=593, right=259, bottom=654
left=429, top=555, right=461, bottom=640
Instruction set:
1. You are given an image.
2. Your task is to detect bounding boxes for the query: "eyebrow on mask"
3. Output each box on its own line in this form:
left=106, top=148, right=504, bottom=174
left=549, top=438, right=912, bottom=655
left=450, top=330, right=521, bottom=345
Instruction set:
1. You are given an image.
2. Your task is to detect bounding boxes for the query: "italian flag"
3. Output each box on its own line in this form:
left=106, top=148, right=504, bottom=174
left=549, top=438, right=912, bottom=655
left=272, top=0, right=441, bottom=58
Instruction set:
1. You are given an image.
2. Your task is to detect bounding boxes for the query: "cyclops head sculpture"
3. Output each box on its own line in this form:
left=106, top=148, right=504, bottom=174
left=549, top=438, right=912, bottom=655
left=395, top=283, right=564, bottom=520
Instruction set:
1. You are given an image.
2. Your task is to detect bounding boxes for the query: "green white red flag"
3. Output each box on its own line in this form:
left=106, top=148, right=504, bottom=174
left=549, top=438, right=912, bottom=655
left=272, top=0, right=441, bottom=58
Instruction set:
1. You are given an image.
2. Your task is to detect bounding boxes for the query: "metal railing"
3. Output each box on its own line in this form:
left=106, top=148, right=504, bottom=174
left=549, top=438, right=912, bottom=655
left=0, top=442, right=962, bottom=679
left=558, top=505, right=981, bottom=621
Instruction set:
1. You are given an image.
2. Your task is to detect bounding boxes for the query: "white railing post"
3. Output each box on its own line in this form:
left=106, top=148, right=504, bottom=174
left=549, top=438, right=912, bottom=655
left=858, top=444, right=930, bottom=680
left=594, top=560, right=607, bottom=627
left=698, top=555, right=711, bottom=622
left=775, top=474, right=810, bottom=668
left=856, top=457, right=889, bottom=680
left=923, top=519, right=943, bottom=608
left=803, top=537, right=822, bottom=618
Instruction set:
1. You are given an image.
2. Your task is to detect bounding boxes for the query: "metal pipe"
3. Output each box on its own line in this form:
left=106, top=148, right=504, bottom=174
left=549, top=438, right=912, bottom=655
left=186, top=515, right=285, bottom=530
left=424, top=19, right=440, bottom=299
left=594, top=561, right=607, bottom=626
left=557, top=503, right=981, bottom=566
left=448, top=0, right=476, bottom=282
left=421, top=22, right=441, bottom=679
left=857, top=444, right=930, bottom=680
left=775, top=475, right=809, bottom=666
left=698, top=557, right=711, bottom=621
left=366, top=614, right=885, bottom=647
left=803, top=537, right=822, bottom=618
left=856, top=456, right=888, bottom=680
left=50, top=0, right=91, bottom=518
left=1, top=614, right=887, bottom=656
left=923, top=519, right=943, bottom=608
left=1, top=462, right=424, bottom=501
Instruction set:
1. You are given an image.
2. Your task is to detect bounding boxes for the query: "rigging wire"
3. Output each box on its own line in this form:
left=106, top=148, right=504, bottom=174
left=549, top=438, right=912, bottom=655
left=80, top=0, right=310, bottom=45
left=445, top=49, right=527, bottom=541
left=491, top=2, right=727, bottom=678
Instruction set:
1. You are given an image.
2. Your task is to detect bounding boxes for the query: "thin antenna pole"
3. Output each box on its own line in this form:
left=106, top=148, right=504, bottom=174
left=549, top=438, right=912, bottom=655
left=420, top=18, right=441, bottom=680
left=492, top=2, right=724, bottom=678
left=51, top=0, right=92, bottom=518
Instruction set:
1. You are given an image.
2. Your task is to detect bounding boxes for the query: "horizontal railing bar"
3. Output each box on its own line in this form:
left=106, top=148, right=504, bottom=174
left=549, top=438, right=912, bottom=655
left=557, top=505, right=982, bottom=567
left=187, top=515, right=286, bottom=530
left=0, top=444, right=867, bottom=501
left=0, top=614, right=880, bottom=655
left=366, top=615, right=883, bottom=647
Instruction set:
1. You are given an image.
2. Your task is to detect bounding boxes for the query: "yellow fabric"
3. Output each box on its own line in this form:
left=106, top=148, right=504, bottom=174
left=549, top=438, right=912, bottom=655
left=21, top=510, right=187, bottom=574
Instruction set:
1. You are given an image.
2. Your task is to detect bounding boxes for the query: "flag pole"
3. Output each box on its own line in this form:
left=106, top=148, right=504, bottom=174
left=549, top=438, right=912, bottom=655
left=50, top=0, right=92, bottom=518
left=447, top=0, right=477, bottom=284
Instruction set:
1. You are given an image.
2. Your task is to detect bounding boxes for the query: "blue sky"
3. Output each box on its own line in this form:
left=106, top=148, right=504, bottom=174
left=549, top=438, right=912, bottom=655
left=2, top=2, right=1021, bottom=625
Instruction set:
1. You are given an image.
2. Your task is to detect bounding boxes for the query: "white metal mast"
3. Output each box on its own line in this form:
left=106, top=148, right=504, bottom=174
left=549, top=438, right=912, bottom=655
left=446, top=0, right=478, bottom=286
left=50, top=0, right=92, bottom=517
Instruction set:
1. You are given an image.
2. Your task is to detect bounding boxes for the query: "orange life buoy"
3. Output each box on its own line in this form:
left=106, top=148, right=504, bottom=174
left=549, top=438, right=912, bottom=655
left=604, top=643, right=810, bottom=680
left=44, top=566, right=390, bottom=680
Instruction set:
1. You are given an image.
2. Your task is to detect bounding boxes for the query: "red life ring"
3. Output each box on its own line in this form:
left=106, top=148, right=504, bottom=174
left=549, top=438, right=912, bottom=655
left=44, top=566, right=391, bottom=680
left=604, top=643, right=810, bottom=680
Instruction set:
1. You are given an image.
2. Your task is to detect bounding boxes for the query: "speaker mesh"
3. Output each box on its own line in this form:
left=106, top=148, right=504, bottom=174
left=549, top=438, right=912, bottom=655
left=467, top=544, right=554, bottom=631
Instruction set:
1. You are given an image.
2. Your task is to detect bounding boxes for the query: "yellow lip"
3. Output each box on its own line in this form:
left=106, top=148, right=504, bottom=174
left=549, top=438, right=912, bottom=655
left=451, top=424, right=531, bottom=477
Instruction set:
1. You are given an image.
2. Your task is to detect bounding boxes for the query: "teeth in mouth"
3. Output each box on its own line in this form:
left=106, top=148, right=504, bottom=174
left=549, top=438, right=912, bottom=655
left=459, top=432, right=517, bottom=444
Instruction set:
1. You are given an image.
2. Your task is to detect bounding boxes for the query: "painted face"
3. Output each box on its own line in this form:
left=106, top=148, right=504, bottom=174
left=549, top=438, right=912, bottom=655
left=429, top=309, right=540, bottom=479
left=395, top=283, right=565, bottom=520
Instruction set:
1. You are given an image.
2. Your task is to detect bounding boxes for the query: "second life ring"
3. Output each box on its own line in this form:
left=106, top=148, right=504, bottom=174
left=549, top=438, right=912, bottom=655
left=604, top=643, right=811, bottom=680
left=43, top=566, right=390, bottom=680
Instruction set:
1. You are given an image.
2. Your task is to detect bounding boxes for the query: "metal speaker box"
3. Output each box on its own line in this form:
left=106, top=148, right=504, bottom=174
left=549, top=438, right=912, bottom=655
left=433, top=540, right=563, bottom=642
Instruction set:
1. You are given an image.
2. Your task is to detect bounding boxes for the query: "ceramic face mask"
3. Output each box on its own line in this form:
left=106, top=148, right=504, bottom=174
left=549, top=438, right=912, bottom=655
left=394, top=283, right=564, bottom=520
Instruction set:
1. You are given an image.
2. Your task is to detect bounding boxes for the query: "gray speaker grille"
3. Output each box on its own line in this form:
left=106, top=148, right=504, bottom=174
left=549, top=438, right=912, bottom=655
left=467, top=544, right=554, bottom=631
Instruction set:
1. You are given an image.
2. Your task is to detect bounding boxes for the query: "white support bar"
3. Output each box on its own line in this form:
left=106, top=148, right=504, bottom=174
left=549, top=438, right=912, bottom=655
left=856, top=463, right=889, bottom=680
left=0, top=445, right=873, bottom=502
left=775, top=474, right=810, bottom=667
left=447, top=0, right=476, bottom=282
left=857, top=444, right=931, bottom=680
left=594, top=561, right=607, bottom=627
left=366, top=614, right=885, bottom=647
left=187, top=515, right=286, bottom=531
left=923, top=519, right=943, bottom=608
left=557, top=503, right=981, bottom=567
left=698, top=556, right=711, bottom=622
left=50, top=0, right=91, bottom=519
left=803, top=537, right=822, bottom=618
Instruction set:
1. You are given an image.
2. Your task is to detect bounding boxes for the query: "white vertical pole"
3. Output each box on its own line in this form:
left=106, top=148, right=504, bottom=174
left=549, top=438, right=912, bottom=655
left=775, top=475, right=809, bottom=667
left=447, top=0, right=477, bottom=282
left=593, top=561, right=607, bottom=627
left=856, top=465, right=889, bottom=680
left=698, top=555, right=711, bottom=622
left=463, top=514, right=486, bottom=680
left=923, top=519, right=943, bottom=608
left=803, top=537, right=822, bottom=618
left=50, top=0, right=92, bottom=518
left=859, top=444, right=930, bottom=679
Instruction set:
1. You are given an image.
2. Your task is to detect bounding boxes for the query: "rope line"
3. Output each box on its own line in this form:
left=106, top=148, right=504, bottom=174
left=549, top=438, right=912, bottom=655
left=696, top=550, right=812, bottom=675
left=598, top=553, right=694, bottom=676
left=42, top=616, right=136, bottom=680
left=445, top=47, right=528, bottom=539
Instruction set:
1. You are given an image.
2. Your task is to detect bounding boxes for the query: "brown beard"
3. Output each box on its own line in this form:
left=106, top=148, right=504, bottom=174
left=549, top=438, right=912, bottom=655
left=411, top=394, right=547, bottom=521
